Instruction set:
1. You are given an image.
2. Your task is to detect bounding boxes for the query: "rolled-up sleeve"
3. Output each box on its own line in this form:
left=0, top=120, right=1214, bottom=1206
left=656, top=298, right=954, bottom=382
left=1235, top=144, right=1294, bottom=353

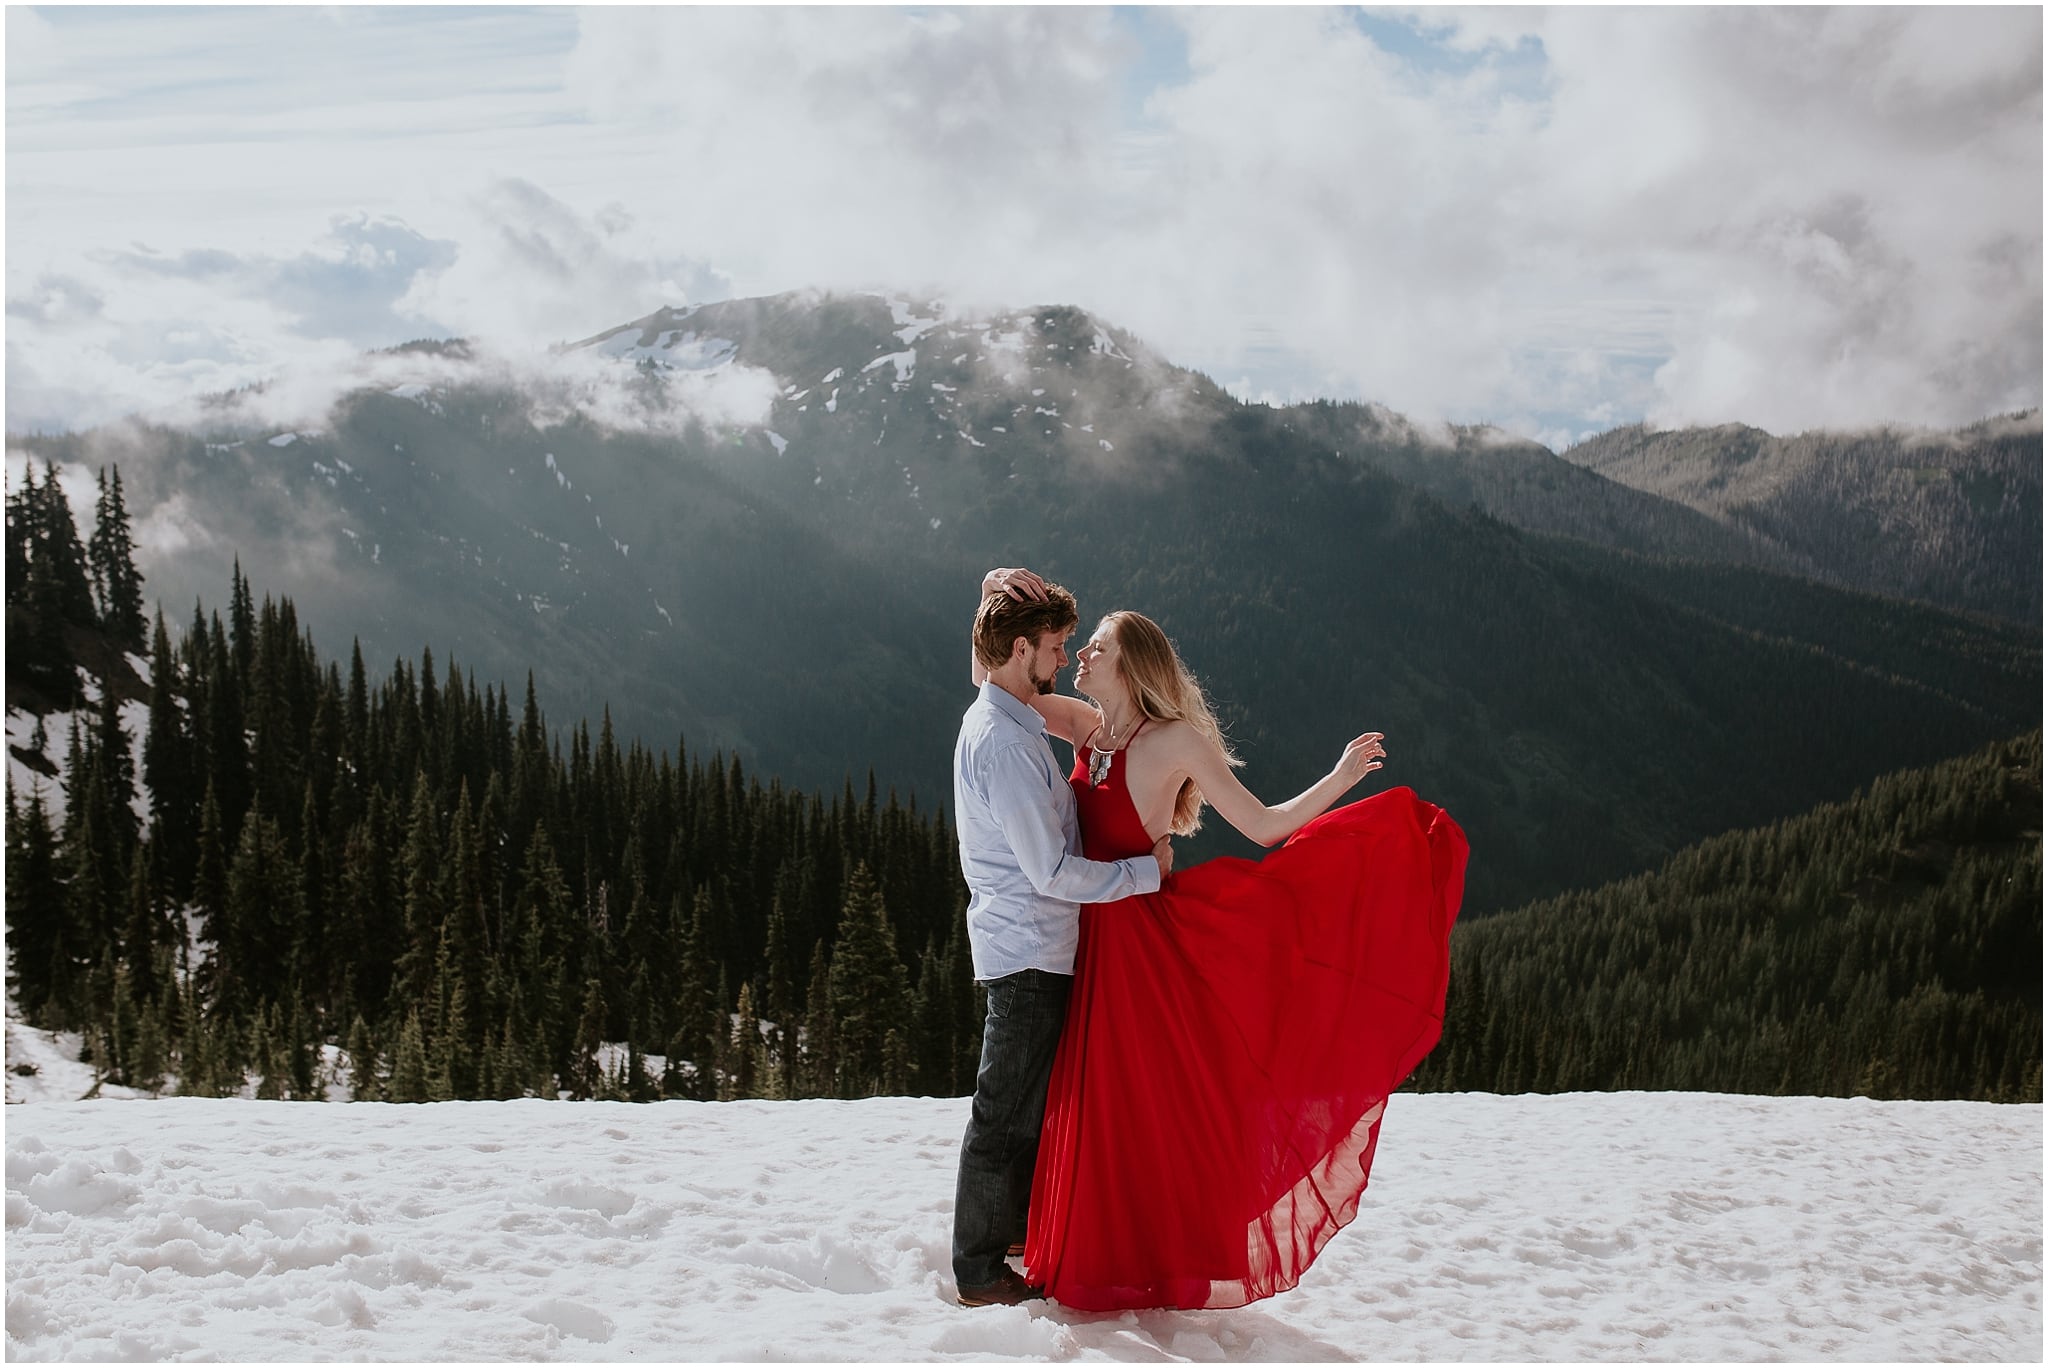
left=979, top=741, right=1161, bottom=904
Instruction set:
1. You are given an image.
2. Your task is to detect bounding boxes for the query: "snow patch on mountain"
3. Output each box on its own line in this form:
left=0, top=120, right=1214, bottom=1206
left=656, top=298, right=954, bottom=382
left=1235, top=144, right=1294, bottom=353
left=863, top=350, right=917, bottom=388
left=1092, top=328, right=1132, bottom=362
left=385, top=384, right=444, bottom=415
left=885, top=296, right=944, bottom=346
left=591, top=327, right=739, bottom=373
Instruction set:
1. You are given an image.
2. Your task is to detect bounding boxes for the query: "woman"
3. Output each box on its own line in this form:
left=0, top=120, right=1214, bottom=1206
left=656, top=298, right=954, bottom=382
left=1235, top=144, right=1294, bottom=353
left=978, top=566, right=1467, bottom=1312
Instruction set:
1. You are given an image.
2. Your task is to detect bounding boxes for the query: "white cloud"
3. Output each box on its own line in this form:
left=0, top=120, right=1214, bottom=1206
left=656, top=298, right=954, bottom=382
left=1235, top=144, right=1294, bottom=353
left=393, top=180, right=728, bottom=349
left=4, top=6, right=2038, bottom=439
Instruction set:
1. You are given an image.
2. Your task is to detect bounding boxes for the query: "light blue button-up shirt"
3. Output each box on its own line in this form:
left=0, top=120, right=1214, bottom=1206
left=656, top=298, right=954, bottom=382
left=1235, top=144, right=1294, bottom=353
left=953, top=681, right=1161, bottom=980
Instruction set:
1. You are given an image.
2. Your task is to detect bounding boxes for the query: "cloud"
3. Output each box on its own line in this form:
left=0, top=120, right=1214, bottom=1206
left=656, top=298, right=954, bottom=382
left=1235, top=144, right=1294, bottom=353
left=98, top=215, right=461, bottom=345
left=5, top=195, right=738, bottom=435
left=393, top=179, right=730, bottom=347
left=4, top=6, right=2039, bottom=440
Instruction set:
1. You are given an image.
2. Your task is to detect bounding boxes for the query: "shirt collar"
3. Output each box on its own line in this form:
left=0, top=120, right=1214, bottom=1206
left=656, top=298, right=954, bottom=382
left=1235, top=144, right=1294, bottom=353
left=981, top=680, right=1047, bottom=736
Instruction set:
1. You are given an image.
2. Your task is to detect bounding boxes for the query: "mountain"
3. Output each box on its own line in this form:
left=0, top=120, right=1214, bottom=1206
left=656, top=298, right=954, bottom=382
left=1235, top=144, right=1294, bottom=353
left=1558, top=414, right=2042, bottom=623
left=9, top=290, right=2039, bottom=915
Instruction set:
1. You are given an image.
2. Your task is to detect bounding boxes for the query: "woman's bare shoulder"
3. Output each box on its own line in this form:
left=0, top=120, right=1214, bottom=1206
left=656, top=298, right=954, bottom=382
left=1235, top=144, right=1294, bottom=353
left=1138, top=717, right=1201, bottom=751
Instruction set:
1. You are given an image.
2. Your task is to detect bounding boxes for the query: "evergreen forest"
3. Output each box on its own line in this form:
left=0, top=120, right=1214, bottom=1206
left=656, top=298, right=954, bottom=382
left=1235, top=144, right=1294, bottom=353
left=1409, top=731, right=2041, bottom=1102
left=7, top=460, right=982, bottom=1104
left=5, top=461, right=2040, bottom=1105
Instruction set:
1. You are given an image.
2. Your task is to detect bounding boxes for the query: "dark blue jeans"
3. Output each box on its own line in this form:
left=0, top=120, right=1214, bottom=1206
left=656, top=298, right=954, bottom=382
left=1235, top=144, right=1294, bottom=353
left=952, top=967, right=1072, bottom=1289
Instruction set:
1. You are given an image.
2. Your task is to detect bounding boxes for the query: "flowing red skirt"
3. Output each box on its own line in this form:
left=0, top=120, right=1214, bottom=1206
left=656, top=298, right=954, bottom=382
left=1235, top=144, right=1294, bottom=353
left=1022, top=785, right=1468, bottom=1311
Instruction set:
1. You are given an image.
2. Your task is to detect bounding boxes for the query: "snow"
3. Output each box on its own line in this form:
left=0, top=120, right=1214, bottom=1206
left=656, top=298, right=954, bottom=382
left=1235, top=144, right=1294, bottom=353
left=888, top=297, right=943, bottom=346
left=266, top=433, right=298, bottom=448
left=6, top=707, right=79, bottom=817
left=862, top=349, right=917, bottom=387
left=5, top=1021, right=150, bottom=1105
left=2, top=1087, right=2037, bottom=1361
left=0, top=688, right=137, bottom=819
left=766, top=431, right=788, bottom=456
left=590, top=328, right=737, bottom=371
left=821, top=368, right=843, bottom=385
left=1091, top=329, right=1132, bottom=362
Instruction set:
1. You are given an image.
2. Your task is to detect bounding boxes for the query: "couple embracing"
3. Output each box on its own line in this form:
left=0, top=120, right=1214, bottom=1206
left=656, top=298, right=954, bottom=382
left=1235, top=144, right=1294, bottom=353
left=950, top=567, right=1468, bottom=1312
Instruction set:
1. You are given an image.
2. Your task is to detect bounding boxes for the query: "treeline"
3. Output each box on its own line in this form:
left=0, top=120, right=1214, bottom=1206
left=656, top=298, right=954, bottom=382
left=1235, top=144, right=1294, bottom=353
left=7, top=461, right=2037, bottom=1108
left=1409, top=730, right=2042, bottom=1102
left=7, top=468, right=982, bottom=1103
left=6, top=460, right=147, bottom=705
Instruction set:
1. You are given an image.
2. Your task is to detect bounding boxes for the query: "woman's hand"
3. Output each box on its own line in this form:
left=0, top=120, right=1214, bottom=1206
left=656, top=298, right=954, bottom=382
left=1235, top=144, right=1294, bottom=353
left=1334, top=732, right=1387, bottom=788
left=982, top=566, right=1049, bottom=602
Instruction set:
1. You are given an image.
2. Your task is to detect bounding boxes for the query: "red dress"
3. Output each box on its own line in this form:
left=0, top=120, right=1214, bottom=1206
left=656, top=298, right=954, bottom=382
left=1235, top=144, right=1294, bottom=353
left=1021, top=739, right=1468, bottom=1311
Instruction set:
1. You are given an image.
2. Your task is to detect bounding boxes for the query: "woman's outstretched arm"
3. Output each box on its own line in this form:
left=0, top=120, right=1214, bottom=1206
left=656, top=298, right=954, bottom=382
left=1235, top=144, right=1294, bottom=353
left=1164, top=724, right=1386, bottom=848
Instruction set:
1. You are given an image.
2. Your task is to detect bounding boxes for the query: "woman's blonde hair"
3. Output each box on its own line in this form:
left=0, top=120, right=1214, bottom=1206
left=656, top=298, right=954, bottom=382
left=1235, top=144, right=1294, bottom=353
left=1098, top=611, right=1241, bottom=836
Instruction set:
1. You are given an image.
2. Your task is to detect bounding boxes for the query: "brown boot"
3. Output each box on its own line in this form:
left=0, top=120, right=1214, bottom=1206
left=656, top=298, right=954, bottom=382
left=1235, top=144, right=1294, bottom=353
left=957, top=1267, right=1044, bottom=1307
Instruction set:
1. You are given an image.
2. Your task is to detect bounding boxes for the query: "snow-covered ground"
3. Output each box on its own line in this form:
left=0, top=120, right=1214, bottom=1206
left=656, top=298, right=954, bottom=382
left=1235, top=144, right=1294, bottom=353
left=5, top=1084, right=2037, bottom=1361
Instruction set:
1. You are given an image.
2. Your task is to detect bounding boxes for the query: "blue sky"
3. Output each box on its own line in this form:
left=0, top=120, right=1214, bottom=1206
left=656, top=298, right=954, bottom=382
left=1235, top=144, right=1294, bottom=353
left=6, top=5, right=2041, bottom=444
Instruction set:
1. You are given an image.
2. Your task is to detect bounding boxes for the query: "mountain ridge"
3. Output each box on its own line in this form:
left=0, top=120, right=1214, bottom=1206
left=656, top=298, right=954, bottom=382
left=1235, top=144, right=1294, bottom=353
left=8, top=288, right=2037, bottom=914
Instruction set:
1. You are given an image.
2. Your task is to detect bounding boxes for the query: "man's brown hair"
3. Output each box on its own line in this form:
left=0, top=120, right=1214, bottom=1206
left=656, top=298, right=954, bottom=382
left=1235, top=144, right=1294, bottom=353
left=973, top=583, right=1080, bottom=671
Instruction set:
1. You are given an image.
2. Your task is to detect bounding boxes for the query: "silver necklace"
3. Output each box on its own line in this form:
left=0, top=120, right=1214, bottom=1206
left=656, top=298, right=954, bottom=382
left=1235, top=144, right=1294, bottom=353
left=1088, top=712, right=1137, bottom=787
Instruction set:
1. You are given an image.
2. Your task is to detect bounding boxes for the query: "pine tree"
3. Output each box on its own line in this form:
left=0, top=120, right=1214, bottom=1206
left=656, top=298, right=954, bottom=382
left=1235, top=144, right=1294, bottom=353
left=143, top=610, right=198, bottom=897
left=389, top=1011, right=431, bottom=1103
left=345, top=1014, right=380, bottom=1102
left=32, top=461, right=96, bottom=628
left=4, top=461, right=31, bottom=605
left=731, top=981, right=762, bottom=1100
left=395, top=772, right=443, bottom=1016
left=87, top=466, right=146, bottom=650
left=10, top=463, right=87, bottom=703
left=665, top=890, right=718, bottom=1100
left=176, top=987, right=215, bottom=1098
left=6, top=779, right=67, bottom=1026
left=826, top=863, right=912, bottom=1099
left=228, top=558, right=256, bottom=691
left=6, top=464, right=41, bottom=681
left=801, top=942, right=835, bottom=1100
left=120, top=841, right=162, bottom=1002
left=284, top=988, right=318, bottom=1100
left=55, top=781, right=111, bottom=1031
left=222, top=805, right=303, bottom=1025
left=251, top=1006, right=284, bottom=1100
left=132, top=997, right=168, bottom=1095
left=435, top=949, right=474, bottom=1101
left=572, top=976, right=608, bottom=1100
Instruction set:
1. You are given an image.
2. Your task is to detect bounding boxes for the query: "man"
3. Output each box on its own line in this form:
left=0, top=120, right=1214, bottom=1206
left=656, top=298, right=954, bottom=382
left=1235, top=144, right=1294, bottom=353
left=950, top=567, right=1172, bottom=1308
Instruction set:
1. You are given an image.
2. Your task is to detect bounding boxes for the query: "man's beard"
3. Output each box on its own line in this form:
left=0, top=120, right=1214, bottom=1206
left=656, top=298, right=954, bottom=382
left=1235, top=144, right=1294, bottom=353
left=1027, top=660, right=1056, bottom=695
